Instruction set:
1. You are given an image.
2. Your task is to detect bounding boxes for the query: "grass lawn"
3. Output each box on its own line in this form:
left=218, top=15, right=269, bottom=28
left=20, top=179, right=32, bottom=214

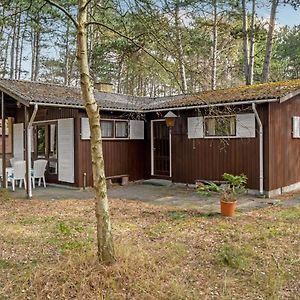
left=0, top=192, right=299, bottom=299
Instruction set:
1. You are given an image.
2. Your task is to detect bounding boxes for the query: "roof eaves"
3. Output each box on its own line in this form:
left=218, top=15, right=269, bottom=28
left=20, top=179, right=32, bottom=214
left=0, top=85, right=30, bottom=107
left=279, top=88, right=300, bottom=103
left=143, top=97, right=279, bottom=112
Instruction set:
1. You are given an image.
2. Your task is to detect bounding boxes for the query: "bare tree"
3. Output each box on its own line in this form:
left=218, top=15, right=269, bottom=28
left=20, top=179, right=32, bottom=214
left=174, top=0, right=187, bottom=93
left=211, top=0, right=218, bottom=90
left=46, top=0, right=115, bottom=264
left=261, top=0, right=279, bottom=83
left=248, top=0, right=256, bottom=85
left=242, top=0, right=250, bottom=85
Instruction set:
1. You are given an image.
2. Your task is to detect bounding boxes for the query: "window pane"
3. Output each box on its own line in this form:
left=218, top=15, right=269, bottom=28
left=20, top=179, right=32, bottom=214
left=101, top=121, right=113, bottom=138
left=115, top=121, right=128, bottom=138
left=205, top=118, right=215, bottom=136
left=205, top=116, right=236, bottom=137
left=37, top=126, right=46, bottom=157
left=49, top=124, right=57, bottom=174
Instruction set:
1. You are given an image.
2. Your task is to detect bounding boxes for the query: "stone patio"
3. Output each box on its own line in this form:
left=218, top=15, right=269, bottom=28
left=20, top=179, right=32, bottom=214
left=7, top=180, right=300, bottom=213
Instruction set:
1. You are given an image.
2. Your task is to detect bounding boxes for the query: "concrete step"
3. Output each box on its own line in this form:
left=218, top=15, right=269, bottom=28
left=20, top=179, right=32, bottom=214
left=143, top=179, right=172, bottom=187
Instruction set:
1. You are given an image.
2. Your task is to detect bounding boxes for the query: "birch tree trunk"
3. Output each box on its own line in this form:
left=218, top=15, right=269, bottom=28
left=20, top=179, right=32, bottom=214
left=31, top=30, right=36, bottom=81
left=14, top=12, right=21, bottom=79
left=34, top=30, right=41, bottom=81
left=211, top=0, right=218, bottom=90
left=242, top=0, right=250, bottom=85
left=77, top=0, right=115, bottom=264
left=18, top=27, right=26, bottom=80
left=261, top=0, right=279, bottom=83
left=64, top=21, right=70, bottom=85
left=9, top=11, right=17, bottom=79
left=174, top=1, right=187, bottom=93
left=248, top=0, right=256, bottom=85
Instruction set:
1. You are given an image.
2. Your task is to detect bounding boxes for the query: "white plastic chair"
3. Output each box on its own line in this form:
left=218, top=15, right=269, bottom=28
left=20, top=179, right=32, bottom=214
left=7, top=160, right=26, bottom=191
left=32, top=160, right=47, bottom=188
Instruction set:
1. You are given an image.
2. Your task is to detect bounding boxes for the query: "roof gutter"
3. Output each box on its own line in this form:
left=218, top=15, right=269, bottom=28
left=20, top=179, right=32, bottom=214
left=29, top=98, right=279, bottom=114
left=252, top=103, right=264, bottom=196
left=143, top=98, right=279, bottom=113
left=29, top=101, right=142, bottom=113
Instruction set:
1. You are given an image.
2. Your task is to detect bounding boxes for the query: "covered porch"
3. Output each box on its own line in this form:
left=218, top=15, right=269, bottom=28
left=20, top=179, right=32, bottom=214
left=0, top=89, right=74, bottom=198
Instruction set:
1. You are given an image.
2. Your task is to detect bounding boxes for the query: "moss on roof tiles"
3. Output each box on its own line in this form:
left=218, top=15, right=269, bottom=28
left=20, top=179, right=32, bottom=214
left=0, top=78, right=300, bottom=111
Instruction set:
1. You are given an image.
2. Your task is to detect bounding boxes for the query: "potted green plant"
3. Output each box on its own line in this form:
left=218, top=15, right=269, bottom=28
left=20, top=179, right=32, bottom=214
left=196, top=173, right=247, bottom=217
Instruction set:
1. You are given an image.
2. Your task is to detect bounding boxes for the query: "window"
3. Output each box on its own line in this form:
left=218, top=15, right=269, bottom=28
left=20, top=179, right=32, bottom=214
left=115, top=121, right=128, bottom=138
left=204, top=116, right=236, bottom=137
left=36, top=125, right=46, bottom=157
left=33, top=122, right=58, bottom=175
left=100, top=119, right=129, bottom=139
left=101, top=120, right=114, bottom=138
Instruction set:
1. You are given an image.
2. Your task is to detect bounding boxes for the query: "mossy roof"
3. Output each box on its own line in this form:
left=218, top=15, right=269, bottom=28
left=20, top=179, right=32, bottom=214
left=0, top=78, right=300, bottom=111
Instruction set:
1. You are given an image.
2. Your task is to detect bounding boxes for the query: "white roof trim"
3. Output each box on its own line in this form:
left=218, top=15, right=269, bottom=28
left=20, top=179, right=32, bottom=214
left=280, top=88, right=300, bottom=103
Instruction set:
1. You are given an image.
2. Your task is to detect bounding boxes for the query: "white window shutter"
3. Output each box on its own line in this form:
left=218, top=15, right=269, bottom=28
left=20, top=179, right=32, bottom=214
left=129, top=120, right=144, bottom=139
left=188, top=117, right=203, bottom=139
left=58, top=118, right=74, bottom=183
left=13, top=123, right=24, bottom=159
left=81, top=117, right=90, bottom=140
left=236, top=113, right=256, bottom=138
left=292, top=116, right=300, bottom=138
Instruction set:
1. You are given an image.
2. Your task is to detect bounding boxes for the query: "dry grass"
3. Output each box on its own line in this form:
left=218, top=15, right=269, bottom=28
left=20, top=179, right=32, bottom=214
left=0, top=195, right=299, bottom=300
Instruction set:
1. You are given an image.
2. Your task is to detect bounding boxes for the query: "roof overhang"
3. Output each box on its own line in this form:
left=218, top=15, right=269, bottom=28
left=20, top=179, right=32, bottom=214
left=0, top=86, right=30, bottom=107
left=143, top=98, right=279, bottom=113
left=279, top=88, right=300, bottom=103
left=28, top=101, right=143, bottom=113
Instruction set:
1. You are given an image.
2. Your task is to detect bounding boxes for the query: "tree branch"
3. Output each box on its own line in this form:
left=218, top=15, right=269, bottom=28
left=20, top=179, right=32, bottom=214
left=86, top=21, right=182, bottom=91
left=82, top=0, right=94, bottom=11
left=45, top=0, right=78, bottom=28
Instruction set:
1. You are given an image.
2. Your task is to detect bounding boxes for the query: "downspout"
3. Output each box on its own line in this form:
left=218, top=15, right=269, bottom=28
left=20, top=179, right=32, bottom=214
left=26, top=104, right=38, bottom=198
left=252, top=103, right=264, bottom=196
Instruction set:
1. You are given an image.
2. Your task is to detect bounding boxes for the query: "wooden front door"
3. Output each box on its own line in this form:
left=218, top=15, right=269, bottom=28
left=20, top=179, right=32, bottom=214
left=152, top=120, right=170, bottom=177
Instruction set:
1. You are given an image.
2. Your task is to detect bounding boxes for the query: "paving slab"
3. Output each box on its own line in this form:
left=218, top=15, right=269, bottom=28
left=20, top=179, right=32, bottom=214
left=5, top=182, right=300, bottom=213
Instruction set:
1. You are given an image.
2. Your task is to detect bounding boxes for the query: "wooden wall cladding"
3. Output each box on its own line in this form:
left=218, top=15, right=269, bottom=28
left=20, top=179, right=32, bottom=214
left=148, top=106, right=269, bottom=190
left=77, top=111, right=147, bottom=187
left=268, top=96, right=300, bottom=190
left=77, top=139, right=146, bottom=187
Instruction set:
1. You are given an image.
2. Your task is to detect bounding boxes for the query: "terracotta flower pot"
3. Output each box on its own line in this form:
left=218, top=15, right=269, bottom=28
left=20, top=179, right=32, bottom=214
left=220, top=200, right=236, bottom=217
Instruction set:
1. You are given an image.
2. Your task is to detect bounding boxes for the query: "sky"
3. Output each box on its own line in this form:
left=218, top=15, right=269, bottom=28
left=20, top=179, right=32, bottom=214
left=259, top=4, right=300, bottom=27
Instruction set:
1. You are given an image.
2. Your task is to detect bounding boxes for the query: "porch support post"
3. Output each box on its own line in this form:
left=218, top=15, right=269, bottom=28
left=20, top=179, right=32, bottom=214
left=1, top=91, right=6, bottom=187
left=24, top=106, right=31, bottom=198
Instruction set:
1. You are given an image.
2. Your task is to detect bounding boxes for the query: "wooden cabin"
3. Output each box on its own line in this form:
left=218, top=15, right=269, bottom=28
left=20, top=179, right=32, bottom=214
left=1, top=78, right=300, bottom=197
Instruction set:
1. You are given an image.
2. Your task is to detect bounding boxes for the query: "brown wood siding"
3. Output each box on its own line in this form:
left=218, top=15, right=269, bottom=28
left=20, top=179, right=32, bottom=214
left=268, top=95, right=300, bottom=190
left=77, top=111, right=147, bottom=187
left=147, top=106, right=269, bottom=190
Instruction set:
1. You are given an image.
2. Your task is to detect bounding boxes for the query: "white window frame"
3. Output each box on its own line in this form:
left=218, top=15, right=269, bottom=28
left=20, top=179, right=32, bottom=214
left=204, top=115, right=237, bottom=139
left=100, top=119, right=130, bottom=140
left=292, top=116, right=300, bottom=138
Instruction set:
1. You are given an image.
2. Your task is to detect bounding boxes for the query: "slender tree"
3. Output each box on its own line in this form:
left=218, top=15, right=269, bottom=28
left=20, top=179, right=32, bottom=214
left=261, top=0, right=279, bottom=83
left=211, top=0, right=218, bottom=90
left=45, top=0, right=115, bottom=264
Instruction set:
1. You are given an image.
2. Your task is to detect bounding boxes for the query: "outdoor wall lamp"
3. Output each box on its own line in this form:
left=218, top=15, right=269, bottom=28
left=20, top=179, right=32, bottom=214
left=164, top=111, right=177, bottom=128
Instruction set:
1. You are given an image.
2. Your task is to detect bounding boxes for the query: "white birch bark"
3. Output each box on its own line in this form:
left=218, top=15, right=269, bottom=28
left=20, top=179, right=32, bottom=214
left=211, top=0, right=218, bottom=90
left=77, top=0, right=115, bottom=264
left=242, top=0, right=250, bottom=85
left=248, top=0, right=256, bottom=85
left=174, top=1, right=187, bottom=93
left=261, top=0, right=279, bottom=83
